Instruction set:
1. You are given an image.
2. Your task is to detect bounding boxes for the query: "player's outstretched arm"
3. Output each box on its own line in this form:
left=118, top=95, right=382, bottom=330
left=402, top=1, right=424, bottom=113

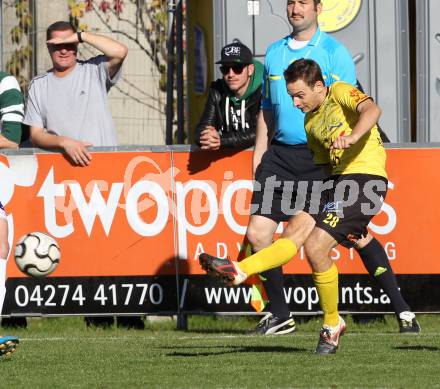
left=331, top=99, right=381, bottom=150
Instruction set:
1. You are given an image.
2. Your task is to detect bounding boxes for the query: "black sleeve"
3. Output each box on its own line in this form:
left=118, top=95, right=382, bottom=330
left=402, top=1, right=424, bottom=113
left=194, top=86, right=221, bottom=146
left=220, top=131, right=256, bottom=149
left=377, top=124, right=390, bottom=143
left=356, top=79, right=365, bottom=93
left=356, top=79, right=390, bottom=143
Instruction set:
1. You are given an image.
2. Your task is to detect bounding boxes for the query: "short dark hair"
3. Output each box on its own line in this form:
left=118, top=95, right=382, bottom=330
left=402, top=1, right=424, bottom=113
left=288, top=0, right=321, bottom=5
left=283, top=58, right=324, bottom=88
left=287, top=0, right=321, bottom=10
left=46, top=21, right=75, bottom=41
left=312, top=0, right=321, bottom=10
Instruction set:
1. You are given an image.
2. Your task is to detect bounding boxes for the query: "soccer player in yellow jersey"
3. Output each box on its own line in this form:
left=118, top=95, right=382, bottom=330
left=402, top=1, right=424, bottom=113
left=284, top=58, right=389, bottom=353
left=200, top=58, right=400, bottom=354
left=200, top=57, right=423, bottom=352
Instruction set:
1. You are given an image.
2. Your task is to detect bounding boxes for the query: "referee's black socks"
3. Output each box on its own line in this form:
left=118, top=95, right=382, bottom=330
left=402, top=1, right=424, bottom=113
left=357, top=237, right=410, bottom=315
left=261, top=267, right=291, bottom=319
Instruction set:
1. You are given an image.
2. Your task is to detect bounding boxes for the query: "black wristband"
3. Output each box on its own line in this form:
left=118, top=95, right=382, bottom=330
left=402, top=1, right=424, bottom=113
left=77, top=31, right=84, bottom=43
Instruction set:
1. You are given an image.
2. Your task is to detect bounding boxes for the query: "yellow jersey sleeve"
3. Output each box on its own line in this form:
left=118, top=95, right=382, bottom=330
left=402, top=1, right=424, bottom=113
left=331, top=82, right=371, bottom=112
left=304, top=82, right=387, bottom=178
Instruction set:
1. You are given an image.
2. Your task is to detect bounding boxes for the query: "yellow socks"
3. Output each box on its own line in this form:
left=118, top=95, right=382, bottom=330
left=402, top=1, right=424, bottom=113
left=237, top=238, right=297, bottom=276
left=313, top=263, right=339, bottom=327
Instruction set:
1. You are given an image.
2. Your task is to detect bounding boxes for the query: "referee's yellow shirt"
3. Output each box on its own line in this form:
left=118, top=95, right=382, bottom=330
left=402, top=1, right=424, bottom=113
left=305, top=82, right=387, bottom=179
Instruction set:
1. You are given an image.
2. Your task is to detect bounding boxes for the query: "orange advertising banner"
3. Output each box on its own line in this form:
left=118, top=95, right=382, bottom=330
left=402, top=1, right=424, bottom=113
left=2, top=147, right=440, bottom=275
left=0, top=147, right=439, bottom=315
left=3, top=151, right=176, bottom=278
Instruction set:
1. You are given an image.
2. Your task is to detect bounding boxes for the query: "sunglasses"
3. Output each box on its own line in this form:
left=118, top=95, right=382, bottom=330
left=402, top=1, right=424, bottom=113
left=48, top=43, right=78, bottom=52
left=220, top=64, right=247, bottom=75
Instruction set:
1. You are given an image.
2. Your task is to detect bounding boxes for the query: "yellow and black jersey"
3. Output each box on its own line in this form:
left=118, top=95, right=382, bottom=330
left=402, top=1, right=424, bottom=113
left=304, top=82, right=387, bottom=178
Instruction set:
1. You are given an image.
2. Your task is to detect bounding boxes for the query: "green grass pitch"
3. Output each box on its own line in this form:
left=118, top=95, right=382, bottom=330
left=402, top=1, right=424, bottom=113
left=1, top=314, right=440, bottom=388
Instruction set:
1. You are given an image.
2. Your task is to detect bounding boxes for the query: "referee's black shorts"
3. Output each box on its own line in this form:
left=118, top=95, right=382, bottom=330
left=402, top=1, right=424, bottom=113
left=251, top=142, right=325, bottom=223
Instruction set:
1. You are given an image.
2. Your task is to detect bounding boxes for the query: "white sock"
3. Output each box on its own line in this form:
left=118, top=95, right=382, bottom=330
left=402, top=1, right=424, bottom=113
left=231, top=261, right=248, bottom=286
left=0, top=259, right=6, bottom=316
left=399, top=311, right=415, bottom=321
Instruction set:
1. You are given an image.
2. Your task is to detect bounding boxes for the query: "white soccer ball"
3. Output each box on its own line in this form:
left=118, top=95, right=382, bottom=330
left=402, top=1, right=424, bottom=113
left=14, top=232, right=61, bottom=278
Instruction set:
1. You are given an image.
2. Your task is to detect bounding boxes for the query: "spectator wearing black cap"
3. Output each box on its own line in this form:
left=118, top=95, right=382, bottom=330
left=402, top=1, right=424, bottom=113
left=195, top=42, right=263, bottom=150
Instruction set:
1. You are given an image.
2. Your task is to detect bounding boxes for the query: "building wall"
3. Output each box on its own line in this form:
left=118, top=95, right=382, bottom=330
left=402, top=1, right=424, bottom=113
left=35, top=2, right=69, bottom=74
left=77, top=2, right=167, bottom=145
left=1, top=1, right=167, bottom=146
left=187, top=0, right=214, bottom=142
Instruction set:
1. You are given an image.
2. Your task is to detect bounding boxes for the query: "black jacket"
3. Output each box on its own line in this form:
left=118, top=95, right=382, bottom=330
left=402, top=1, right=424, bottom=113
left=195, top=79, right=262, bottom=149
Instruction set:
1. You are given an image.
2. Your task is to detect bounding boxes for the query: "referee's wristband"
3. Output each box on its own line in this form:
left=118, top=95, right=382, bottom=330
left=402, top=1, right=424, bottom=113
left=77, top=31, right=84, bottom=43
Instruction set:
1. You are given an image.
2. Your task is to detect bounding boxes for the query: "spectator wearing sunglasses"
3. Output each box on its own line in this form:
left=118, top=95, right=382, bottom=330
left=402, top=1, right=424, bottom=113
left=195, top=42, right=263, bottom=150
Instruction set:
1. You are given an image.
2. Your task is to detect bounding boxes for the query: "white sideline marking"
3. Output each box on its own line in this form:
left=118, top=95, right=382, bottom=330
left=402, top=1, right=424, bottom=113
left=21, top=334, right=304, bottom=342
left=19, top=332, right=437, bottom=342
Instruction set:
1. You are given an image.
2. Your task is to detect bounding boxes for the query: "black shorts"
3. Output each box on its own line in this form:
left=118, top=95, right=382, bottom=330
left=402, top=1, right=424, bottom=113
left=312, top=174, right=388, bottom=248
left=251, top=142, right=325, bottom=222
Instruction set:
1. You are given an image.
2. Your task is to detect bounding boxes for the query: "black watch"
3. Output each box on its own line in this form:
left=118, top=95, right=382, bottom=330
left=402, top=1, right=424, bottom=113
left=77, top=31, right=84, bottom=43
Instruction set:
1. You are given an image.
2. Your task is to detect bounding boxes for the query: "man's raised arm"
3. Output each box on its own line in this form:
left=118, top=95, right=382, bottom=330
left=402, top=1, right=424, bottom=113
left=47, top=31, right=128, bottom=79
